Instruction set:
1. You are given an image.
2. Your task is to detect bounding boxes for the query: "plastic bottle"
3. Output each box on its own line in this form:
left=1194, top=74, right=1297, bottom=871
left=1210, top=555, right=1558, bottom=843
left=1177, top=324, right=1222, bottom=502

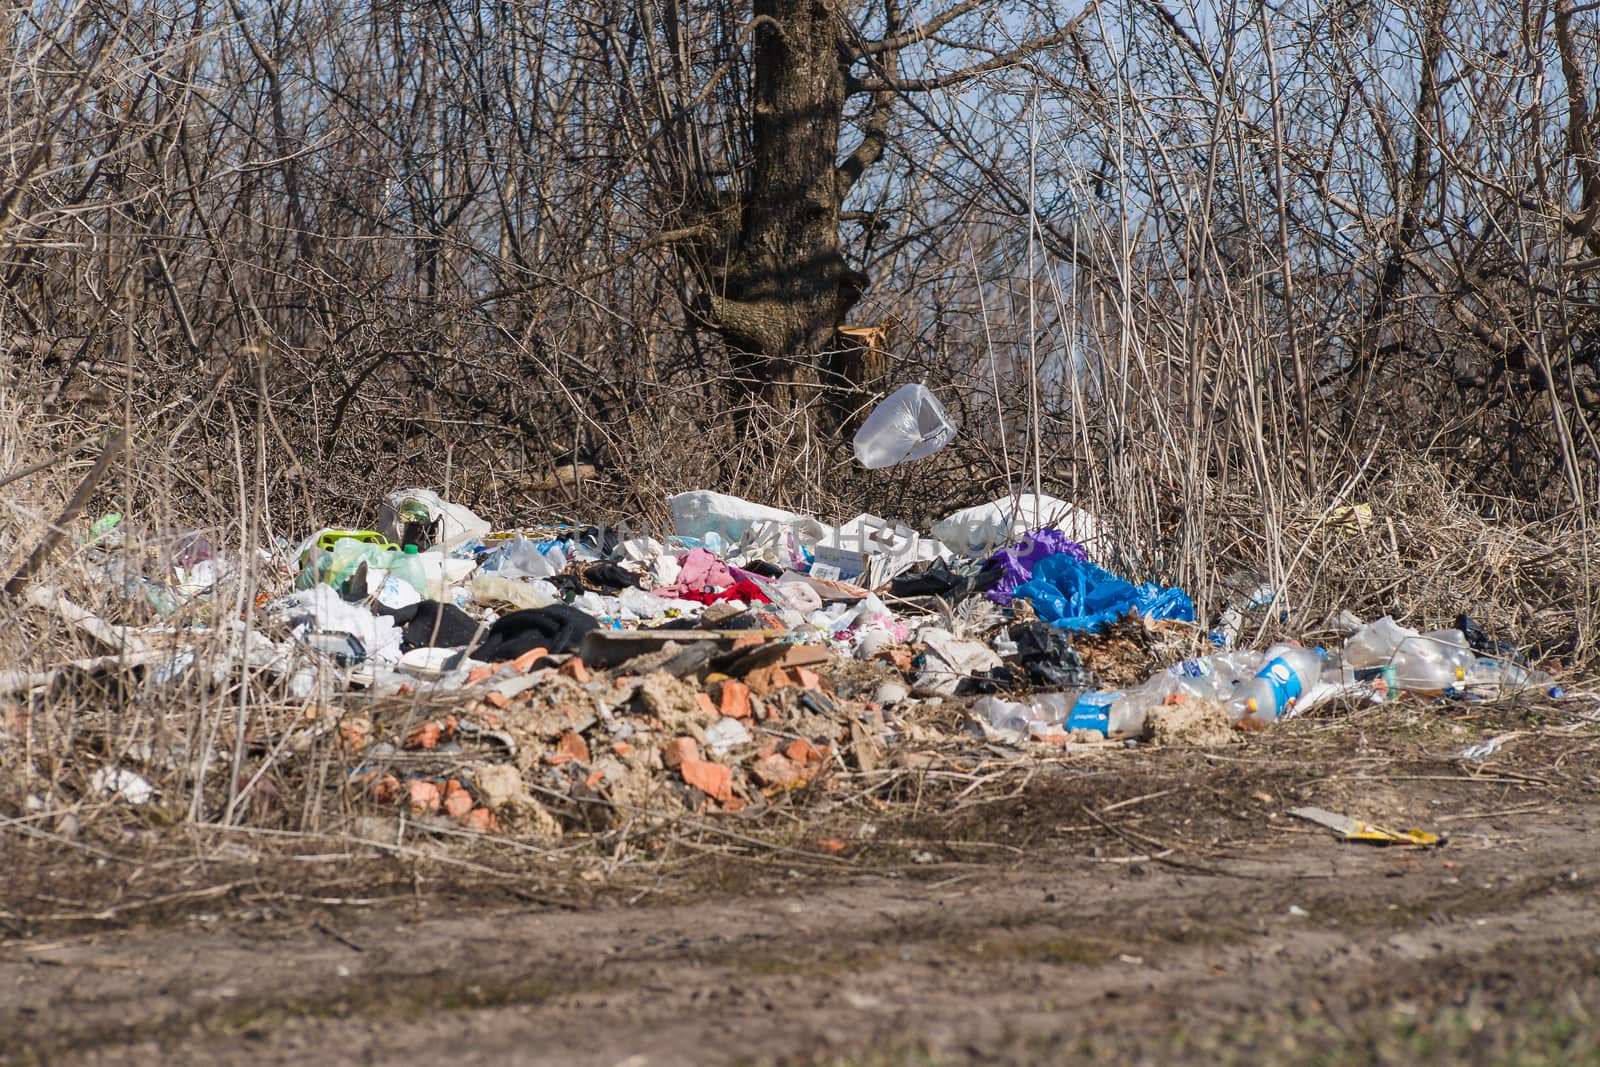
left=1156, top=651, right=1263, bottom=703
left=1226, top=644, right=1325, bottom=724
left=976, top=696, right=1033, bottom=734
left=1341, top=616, right=1417, bottom=668
left=1386, top=629, right=1474, bottom=694
left=1036, top=690, right=1123, bottom=735
left=1466, top=656, right=1552, bottom=693
left=976, top=689, right=1122, bottom=737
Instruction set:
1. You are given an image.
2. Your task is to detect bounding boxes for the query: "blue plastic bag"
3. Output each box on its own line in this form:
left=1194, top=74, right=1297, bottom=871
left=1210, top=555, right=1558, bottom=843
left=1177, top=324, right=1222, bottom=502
left=1012, top=553, right=1194, bottom=633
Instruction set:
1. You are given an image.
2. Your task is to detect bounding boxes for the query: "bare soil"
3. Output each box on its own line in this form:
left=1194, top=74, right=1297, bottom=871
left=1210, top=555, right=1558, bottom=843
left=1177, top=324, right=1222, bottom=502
left=5, top=699, right=1600, bottom=1066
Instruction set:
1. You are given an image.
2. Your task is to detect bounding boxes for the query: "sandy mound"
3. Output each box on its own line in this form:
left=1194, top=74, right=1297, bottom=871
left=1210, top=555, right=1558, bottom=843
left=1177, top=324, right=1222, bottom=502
left=1145, top=697, right=1235, bottom=748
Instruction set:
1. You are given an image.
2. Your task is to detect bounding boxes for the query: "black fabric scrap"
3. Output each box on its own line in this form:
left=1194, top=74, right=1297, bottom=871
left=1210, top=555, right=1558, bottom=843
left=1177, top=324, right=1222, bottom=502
left=462, top=603, right=599, bottom=662
left=889, top=559, right=1002, bottom=601
left=576, top=561, right=642, bottom=592
left=373, top=600, right=483, bottom=650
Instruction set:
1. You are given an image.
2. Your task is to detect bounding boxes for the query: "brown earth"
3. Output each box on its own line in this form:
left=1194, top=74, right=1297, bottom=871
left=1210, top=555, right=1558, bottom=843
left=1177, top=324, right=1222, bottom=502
left=4, top=698, right=1600, bottom=1066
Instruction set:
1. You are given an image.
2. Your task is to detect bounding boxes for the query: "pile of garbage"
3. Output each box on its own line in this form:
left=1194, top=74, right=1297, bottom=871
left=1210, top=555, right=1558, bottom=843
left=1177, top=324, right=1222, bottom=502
left=17, top=486, right=1563, bottom=836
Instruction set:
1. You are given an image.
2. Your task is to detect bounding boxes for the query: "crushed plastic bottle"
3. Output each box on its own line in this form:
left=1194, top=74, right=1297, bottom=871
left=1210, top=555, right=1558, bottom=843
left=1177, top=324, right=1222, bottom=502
left=976, top=689, right=1122, bottom=738
left=1389, top=629, right=1475, bottom=694
left=1466, top=656, right=1553, bottom=694
left=1341, top=616, right=1416, bottom=668
left=1227, top=644, right=1325, bottom=724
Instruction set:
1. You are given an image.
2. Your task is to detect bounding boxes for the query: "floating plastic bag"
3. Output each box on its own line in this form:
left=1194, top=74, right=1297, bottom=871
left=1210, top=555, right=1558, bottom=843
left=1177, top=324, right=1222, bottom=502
left=852, top=384, right=956, bottom=469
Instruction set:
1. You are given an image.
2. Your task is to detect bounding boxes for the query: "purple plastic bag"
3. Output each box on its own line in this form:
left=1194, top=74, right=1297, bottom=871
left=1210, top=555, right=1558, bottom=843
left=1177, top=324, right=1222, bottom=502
left=985, top=528, right=1088, bottom=604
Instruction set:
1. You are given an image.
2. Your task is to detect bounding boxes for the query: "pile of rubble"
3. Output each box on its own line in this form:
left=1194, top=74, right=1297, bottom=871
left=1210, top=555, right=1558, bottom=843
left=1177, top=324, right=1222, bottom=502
left=5, top=487, right=1565, bottom=838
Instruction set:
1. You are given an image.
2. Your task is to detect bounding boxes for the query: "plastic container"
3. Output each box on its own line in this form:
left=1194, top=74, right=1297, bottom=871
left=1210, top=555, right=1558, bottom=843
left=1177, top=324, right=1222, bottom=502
left=976, top=689, right=1122, bottom=737
left=1342, top=616, right=1417, bottom=668
left=298, top=537, right=428, bottom=600
left=1227, top=644, right=1325, bottom=724
left=1037, top=690, right=1123, bottom=735
left=1466, top=656, right=1553, bottom=693
left=1387, top=629, right=1474, bottom=694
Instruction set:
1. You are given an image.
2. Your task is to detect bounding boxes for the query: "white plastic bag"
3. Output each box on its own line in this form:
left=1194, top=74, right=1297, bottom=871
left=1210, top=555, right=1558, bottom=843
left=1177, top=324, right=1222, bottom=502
left=852, top=384, right=956, bottom=469
left=931, top=492, right=1102, bottom=554
left=375, top=489, right=490, bottom=554
left=668, top=490, right=824, bottom=546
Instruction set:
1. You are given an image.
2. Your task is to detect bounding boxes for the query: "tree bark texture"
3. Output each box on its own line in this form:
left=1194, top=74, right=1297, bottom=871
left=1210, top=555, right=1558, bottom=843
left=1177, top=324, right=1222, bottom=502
left=707, top=0, right=855, bottom=425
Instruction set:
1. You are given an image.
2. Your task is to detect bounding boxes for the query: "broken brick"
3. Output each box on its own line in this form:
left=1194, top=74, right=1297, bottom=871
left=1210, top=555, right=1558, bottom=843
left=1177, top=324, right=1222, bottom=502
left=483, top=690, right=510, bottom=709
left=731, top=633, right=767, bottom=651
left=371, top=775, right=402, bottom=803
left=443, top=780, right=474, bottom=819
left=459, top=806, right=498, bottom=833
left=679, top=756, right=733, bottom=803
left=715, top=679, right=752, bottom=719
left=695, top=692, right=717, bottom=716
left=744, top=664, right=794, bottom=697
left=879, top=647, right=914, bottom=672
left=510, top=646, right=550, bottom=672
left=749, top=753, right=807, bottom=790
left=405, top=721, right=443, bottom=750
left=793, top=666, right=824, bottom=691
left=407, top=779, right=442, bottom=815
left=785, top=738, right=826, bottom=766
left=543, top=731, right=591, bottom=767
left=467, top=664, right=496, bottom=685
left=558, top=657, right=591, bottom=683
left=661, top=736, right=699, bottom=769
left=817, top=838, right=848, bottom=853
left=559, top=730, right=590, bottom=764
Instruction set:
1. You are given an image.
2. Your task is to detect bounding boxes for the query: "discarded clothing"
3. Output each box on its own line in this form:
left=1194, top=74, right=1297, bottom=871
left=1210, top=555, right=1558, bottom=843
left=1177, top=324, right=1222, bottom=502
left=662, top=547, right=736, bottom=599
left=741, top=559, right=784, bottom=579
left=462, top=604, right=599, bottom=662
left=675, top=578, right=772, bottom=606
left=375, top=600, right=482, bottom=650
left=1011, top=553, right=1194, bottom=634
left=889, top=558, right=1001, bottom=601
left=985, top=529, right=1089, bottom=604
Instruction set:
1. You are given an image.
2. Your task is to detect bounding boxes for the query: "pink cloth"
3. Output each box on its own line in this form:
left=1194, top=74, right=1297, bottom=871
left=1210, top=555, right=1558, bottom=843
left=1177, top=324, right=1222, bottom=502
left=662, top=548, right=736, bottom=599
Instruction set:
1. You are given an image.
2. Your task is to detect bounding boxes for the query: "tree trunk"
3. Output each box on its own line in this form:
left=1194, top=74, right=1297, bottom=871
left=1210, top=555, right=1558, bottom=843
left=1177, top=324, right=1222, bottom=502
left=707, top=0, right=856, bottom=438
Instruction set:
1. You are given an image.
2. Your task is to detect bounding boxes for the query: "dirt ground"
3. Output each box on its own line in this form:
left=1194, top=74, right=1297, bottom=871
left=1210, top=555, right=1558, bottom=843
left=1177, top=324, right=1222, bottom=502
left=5, top=697, right=1600, bottom=1066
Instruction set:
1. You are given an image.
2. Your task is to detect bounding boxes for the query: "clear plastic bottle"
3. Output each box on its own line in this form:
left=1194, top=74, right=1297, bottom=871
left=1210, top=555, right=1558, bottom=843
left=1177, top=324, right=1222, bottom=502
left=1036, top=690, right=1124, bottom=735
left=977, top=690, right=1123, bottom=737
left=1387, top=629, right=1474, bottom=694
left=1342, top=617, right=1417, bottom=669
left=975, top=696, right=1034, bottom=734
left=1466, top=656, right=1552, bottom=693
left=1226, top=644, right=1325, bottom=725
left=1156, top=651, right=1263, bottom=703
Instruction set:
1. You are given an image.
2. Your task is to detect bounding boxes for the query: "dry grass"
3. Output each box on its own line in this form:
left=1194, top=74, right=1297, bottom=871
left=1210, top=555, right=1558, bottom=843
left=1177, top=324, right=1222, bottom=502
left=1, top=330, right=1596, bottom=875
